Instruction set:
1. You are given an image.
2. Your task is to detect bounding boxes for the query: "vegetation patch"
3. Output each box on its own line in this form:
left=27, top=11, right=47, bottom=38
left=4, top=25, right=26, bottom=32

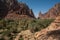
left=0, top=19, right=54, bottom=40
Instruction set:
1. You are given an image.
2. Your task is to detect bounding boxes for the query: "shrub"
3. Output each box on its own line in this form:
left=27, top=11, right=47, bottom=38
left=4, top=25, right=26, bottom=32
left=0, top=18, right=54, bottom=40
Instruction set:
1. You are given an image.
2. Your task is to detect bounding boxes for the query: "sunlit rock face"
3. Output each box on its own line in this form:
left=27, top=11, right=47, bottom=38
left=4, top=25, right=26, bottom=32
left=0, top=0, right=35, bottom=20
left=15, top=30, right=35, bottom=40
left=38, top=3, right=60, bottom=19
left=34, top=16, right=60, bottom=40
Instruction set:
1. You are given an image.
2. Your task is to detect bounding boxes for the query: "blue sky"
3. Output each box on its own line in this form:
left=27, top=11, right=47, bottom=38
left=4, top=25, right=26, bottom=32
left=18, top=0, right=60, bottom=17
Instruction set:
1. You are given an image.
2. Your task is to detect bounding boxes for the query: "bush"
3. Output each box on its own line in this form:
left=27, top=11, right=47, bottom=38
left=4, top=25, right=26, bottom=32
left=0, top=18, right=54, bottom=40
left=28, top=19, right=54, bottom=32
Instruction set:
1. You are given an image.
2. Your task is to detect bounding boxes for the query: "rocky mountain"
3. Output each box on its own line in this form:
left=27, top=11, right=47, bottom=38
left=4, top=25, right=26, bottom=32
left=38, top=3, right=60, bottom=19
left=0, top=0, right=35, bottom=20
left=0, top=0, right=19, bottom=18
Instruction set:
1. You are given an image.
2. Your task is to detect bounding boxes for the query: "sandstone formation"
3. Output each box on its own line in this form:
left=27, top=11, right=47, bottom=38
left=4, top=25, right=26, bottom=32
left=14, top=30, right=35, bottom=40
left=0, top=0, right=35, bottom=20
left=34, top=15, right=60, bottom=40
left=38, top=3, right=60, bottom=19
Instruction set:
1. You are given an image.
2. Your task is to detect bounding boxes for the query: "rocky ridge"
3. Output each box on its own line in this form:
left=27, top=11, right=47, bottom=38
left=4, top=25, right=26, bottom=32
left=0, top=0, right=35, bottom=20
left=38, top=3, right=60, bottom=19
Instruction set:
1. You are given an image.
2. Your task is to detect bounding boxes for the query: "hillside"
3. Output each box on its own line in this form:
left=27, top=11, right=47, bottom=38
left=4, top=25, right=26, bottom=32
left=0, top=0, right=35, bottom=20
left=0, top=0, right=60, bottom=40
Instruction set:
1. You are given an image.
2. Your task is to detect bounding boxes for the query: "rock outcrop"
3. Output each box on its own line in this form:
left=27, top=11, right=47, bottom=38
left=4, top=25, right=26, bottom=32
left=38, top=3, right=60, bottom=19
left=34, top=15, right=60, bottom=40
left=14, top=30, right=35, bottom=40
left=0, top=0, right=35, bottom=20
left=38, top=11, right=44, bottom=19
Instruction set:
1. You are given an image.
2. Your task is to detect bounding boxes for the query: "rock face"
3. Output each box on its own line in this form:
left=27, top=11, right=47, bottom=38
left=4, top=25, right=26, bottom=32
left=15, top=30, right=35, bottom=40
left=0, top=0, right=19, bottom=18
left=38, top=3, right=60, bottom=19
left=0, top=0, right=35, bottom=19
left=34, top=15, right=60, bottom=40
left=0, top=0, right=8, bottom=18
left=38, top=12, right=44, bottom=19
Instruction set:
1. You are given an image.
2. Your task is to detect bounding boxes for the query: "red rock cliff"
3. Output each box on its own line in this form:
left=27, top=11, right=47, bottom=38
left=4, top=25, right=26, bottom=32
left=38, top=3, right=60, bottom=19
